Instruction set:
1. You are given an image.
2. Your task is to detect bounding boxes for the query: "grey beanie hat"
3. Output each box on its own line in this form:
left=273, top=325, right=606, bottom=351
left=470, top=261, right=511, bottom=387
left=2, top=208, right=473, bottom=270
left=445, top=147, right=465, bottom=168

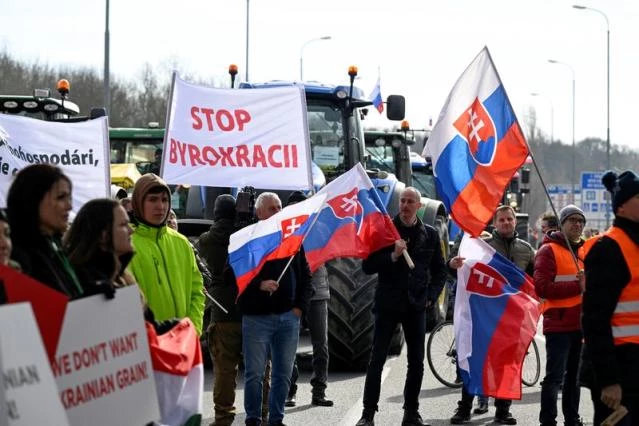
left=559, top=204, right=586, bottom=225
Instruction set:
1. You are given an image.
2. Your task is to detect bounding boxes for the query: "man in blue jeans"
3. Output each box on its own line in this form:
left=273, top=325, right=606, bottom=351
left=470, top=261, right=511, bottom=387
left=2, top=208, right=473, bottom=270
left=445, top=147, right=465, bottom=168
left=237, top=192, right=313, bottom=426
left=356, top=187, right=447, bottom=426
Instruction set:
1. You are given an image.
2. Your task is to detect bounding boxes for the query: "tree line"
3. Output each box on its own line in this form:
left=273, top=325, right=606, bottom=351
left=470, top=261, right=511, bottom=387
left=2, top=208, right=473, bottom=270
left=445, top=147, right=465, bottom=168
left=2, top=50, right=637, bottom=227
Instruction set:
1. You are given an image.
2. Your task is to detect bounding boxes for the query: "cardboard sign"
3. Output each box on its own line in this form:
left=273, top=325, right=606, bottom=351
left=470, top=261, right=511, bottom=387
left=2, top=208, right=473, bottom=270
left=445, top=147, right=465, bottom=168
left=53, top=286, right=160, bottom=426
left=0, top=303, right=69, bottom=426
left=162, top=73, right=313, bottom=190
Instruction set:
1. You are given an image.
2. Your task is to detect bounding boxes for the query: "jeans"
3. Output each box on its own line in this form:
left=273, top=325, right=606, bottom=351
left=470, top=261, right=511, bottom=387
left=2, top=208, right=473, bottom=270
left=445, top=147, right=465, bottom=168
left=289, top=300, right=329, bottom=397
left=539, top=331, right=582, bottom=426
left=363, top=308, right=425, bottom=412
left=208, top=321, right=270, bottom=425
left=460, top=386, right=511, bottom=411
left=243, top=311, right=300, bottom=425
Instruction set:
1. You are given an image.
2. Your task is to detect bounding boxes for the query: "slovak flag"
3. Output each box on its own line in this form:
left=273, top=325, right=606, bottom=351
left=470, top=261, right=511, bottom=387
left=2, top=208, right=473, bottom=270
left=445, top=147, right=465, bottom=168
left=369, top=76, right=384, bottom=114
left=423, top=47, right=529, bottom=237
left=303, top=163, right=399, bottom=271
left=454, top=235, right=540, bottom=400
left=228, top=192, right=327, bottom=296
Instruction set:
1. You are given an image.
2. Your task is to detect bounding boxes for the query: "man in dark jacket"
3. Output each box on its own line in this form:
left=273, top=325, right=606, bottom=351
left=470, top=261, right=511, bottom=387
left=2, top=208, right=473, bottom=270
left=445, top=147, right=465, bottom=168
left=449, top=205, right=535, bottom=425
left=583, top=170, right=639, bottom=425
left=356, top=187, right=447, bottom=426
left=534, top=204, right=586, bottom=426
left=238, top=192, right=313, bottom=426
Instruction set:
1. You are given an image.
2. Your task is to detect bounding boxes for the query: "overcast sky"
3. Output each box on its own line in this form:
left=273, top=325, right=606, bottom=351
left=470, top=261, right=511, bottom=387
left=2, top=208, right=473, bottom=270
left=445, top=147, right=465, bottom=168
left=3, top=0, right=638, bottom=154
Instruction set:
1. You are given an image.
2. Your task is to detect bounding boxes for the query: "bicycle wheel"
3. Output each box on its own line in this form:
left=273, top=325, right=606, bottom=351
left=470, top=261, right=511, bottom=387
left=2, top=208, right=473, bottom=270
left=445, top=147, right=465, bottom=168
left=427, top=320, right=462, bottom=388
left=522, top=338, right=541, bottom=387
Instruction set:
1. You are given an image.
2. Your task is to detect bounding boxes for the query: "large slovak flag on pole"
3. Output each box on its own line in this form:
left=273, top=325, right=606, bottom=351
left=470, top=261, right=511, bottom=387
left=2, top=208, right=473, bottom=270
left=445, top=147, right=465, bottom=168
left=454, top=235, right=540, bottom=400
left=303, top=163, right=399, bottom=272
left=423, top=47, right=529, bottom=237
left=228, top=192, right=327, bottom=296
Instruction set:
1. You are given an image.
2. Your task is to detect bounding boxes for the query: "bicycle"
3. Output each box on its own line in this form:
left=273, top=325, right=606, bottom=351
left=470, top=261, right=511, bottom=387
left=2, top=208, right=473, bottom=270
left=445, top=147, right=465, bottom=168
left=426, top=320, right=541, bottom=388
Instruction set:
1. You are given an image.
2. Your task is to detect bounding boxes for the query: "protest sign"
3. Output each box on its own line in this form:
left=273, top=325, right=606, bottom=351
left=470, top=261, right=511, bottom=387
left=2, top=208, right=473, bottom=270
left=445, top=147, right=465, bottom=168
left=0, top=114, right=110, bottom=211
left=162, top=73, right=313, bottom=190
left=53, top=286, right=160, bottom=426
left=0, top=303, right=69, bottom=426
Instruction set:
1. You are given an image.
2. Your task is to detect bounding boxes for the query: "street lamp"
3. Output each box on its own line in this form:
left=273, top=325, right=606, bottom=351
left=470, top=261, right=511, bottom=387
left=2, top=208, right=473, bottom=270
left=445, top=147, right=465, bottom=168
left=573, top=5, right=610, bottom=172
left=245, top=0, right=250, bottom=82
left=104, top=0, right=110, bottom=115
left=530, top=92, right=554, bottom=143
left=299, top=36, right=332, bottom=81
left=548, top=59, right=576, bottom=204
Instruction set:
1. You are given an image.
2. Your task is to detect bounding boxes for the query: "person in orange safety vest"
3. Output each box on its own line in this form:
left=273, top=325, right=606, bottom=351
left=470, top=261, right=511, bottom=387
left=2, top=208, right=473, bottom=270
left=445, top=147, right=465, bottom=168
left=583, top=170, right=639, bottom=426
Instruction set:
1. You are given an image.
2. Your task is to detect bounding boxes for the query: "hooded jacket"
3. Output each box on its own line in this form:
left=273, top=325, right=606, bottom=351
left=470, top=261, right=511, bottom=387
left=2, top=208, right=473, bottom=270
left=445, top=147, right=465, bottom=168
left=128, top=174, right=205, bottom=334
left=534, top=230, right=584, bottom=333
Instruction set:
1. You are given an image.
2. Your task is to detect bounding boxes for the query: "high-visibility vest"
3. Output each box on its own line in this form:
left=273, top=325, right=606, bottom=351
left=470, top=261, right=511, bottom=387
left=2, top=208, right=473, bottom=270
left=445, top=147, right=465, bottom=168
left=605, top=227, right=639, bottom=345
left=539, top=242, right=584, bottom=313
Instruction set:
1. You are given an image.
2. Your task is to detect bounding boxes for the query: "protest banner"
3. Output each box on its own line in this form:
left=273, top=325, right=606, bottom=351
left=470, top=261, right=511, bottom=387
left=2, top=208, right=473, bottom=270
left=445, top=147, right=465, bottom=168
left=162, top=73, right=313, bottom=190
left=0, top=114, right=110, bottom=211
left=53, top=286, right=160, bottom=426
left=0, top=303, right=70, bottom=426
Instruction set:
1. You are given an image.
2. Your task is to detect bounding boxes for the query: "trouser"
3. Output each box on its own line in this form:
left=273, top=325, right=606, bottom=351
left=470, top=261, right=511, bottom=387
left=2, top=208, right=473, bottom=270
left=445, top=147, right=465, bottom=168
left=590, top=388, right=639, bottom=426
left=289, top=299, right=330, bottom=397
left=243, top=311, right=300, bottom=425
left=539, top=331, right=582, bottom=426
left=362, top=309, right=425, bottom=413
left=208, top=321, right=270, bottom=425
left=460, top=386, right=511, bottom=411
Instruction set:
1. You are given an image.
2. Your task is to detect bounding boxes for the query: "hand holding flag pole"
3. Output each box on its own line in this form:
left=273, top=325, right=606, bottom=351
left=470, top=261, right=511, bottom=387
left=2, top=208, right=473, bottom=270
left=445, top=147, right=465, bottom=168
left=402, top=250, right=415, bottom=269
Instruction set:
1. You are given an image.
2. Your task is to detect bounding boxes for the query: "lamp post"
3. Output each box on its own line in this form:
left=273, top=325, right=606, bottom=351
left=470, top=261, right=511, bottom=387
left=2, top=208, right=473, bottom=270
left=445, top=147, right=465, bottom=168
left=245, top=0, right=250, bottom=82
left=104, top=0, right=110, bottom=115
left=299, top=36, right=332, bottom=81
left=548, top=59, right=576, bottom=204
left=573, top=5, right=610, bottom=171
left=530, top=92, right=554, bottom=143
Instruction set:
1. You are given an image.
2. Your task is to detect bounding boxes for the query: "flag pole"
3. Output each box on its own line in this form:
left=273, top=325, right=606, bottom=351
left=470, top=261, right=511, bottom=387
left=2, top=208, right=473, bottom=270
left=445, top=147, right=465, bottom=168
left=484, top=47, right=582, bottom=272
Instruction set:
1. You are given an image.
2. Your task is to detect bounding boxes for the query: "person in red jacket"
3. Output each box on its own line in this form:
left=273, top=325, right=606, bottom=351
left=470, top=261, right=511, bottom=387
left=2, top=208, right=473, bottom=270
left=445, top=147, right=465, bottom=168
left=534, top=204, right=586, bottom=426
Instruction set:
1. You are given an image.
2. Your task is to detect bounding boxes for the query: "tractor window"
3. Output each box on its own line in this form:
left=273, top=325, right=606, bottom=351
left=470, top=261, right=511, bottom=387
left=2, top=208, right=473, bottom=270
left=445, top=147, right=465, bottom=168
left=307, top=103, right=345, bottom=175
left=365, top=145, right=394, bottom=174
left=412, top=169, right=437, bottom=200
left=110, top=139, right=163, bottom=174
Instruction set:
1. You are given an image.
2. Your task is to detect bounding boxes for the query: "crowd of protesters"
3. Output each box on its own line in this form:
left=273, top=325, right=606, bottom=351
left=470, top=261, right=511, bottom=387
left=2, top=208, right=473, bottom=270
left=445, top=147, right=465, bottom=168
left=1, top=163, right=638, bottom=426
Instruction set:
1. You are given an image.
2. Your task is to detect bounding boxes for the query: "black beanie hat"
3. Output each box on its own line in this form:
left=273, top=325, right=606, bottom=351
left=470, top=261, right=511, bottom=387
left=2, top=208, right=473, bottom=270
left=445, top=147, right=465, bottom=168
left=602, top=170, right=639, bottom=213
left=286, top=191, right=307, bottom=206
left=214, top=194, right=236, bottom=221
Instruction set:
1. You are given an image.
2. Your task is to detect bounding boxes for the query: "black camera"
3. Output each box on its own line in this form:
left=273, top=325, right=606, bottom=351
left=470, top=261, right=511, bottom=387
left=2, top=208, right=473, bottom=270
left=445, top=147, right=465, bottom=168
left=235, top=186, right=257, bottom=228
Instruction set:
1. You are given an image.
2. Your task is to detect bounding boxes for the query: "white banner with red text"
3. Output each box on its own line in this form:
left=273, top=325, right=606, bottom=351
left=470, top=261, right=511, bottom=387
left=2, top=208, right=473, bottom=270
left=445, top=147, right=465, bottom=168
left=161, top=73, right=313, bottom=190
left=52, top=285, right=160, bottom=426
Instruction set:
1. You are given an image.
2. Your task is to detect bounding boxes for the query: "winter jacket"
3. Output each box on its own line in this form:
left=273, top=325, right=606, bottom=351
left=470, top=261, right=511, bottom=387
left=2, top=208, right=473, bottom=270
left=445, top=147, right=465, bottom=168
left=11, top=234, right=84, bottom=299
left=129, top=222, right=205, bottom=335
left=363, top=216, right=447, bottom=313
left=237, top=247, right=313, bottom=316
left=534, top=231, right=584, bottom=334
left=484, top=229, right=535, bottom=275
left=582, top=217, right=639, bottom=393
left=196, top=218, right=241, bottom=322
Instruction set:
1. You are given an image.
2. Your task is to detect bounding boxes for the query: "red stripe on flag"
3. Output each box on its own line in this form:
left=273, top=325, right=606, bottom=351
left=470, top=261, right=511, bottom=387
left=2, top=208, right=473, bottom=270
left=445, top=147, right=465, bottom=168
left=147, top=319, right=202, bottom=376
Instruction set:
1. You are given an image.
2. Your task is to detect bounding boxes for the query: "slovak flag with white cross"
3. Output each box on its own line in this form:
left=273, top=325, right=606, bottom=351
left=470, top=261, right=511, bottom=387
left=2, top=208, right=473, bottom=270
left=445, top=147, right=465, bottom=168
left=228, top=192, right=327, bottom=296
left=303, top=163, right=400, bottom=272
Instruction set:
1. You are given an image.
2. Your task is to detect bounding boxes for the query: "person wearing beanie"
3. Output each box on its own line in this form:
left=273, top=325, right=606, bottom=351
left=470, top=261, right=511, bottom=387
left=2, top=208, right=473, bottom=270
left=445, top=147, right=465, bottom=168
left=534, top=203, right=586, bottom=426
left=284, top=191, right=334, bottom=409
left=196, top=194, right=271, bottom=425
left=582, top=170, right=639, bottom=424
left=127, top=173, right=205, bottom=334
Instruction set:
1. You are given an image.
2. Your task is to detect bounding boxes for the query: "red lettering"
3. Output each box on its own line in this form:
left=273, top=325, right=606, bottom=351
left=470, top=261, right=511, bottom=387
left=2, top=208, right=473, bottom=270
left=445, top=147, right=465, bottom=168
left=236, top=144, right=250, bottom=166
left=291, top=144, right=298, bottom=167
left=191, top=106, right=202, bottom=130
left=201, top=108, right=215, bottom=131
left=253, top=145, right=267, bottom=167
left=202, top=146, right=220, bottom=166
left=283, top=145, right=290, bottom=167
left=235, top=109, right=251, bottom=130
left=52, top=354, right=71, bottom=377
left=268, top=145, right=282, bottom=167
left=177, top=140, right=187, bottom=166
left=188, top=144, right=205, bottom=166
left=218, top=147, right=237, bottom=166
left=169, top=138, right=178, bottom=163
left=216, top=109, right=234, bottom=131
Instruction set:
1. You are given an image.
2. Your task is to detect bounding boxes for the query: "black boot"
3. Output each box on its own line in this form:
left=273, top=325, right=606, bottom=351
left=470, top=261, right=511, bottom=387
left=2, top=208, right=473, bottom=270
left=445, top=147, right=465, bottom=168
left=450, top=402, right=471, bottom=424
left=355, top=409, right=374, bottom=426
left=402, top=409, right=430, bottom=426
left=311, top=395, right=334, bottom=407
left=245, top=418, right=262, bottom=426
left=494, top=409, right=517, bottom=425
